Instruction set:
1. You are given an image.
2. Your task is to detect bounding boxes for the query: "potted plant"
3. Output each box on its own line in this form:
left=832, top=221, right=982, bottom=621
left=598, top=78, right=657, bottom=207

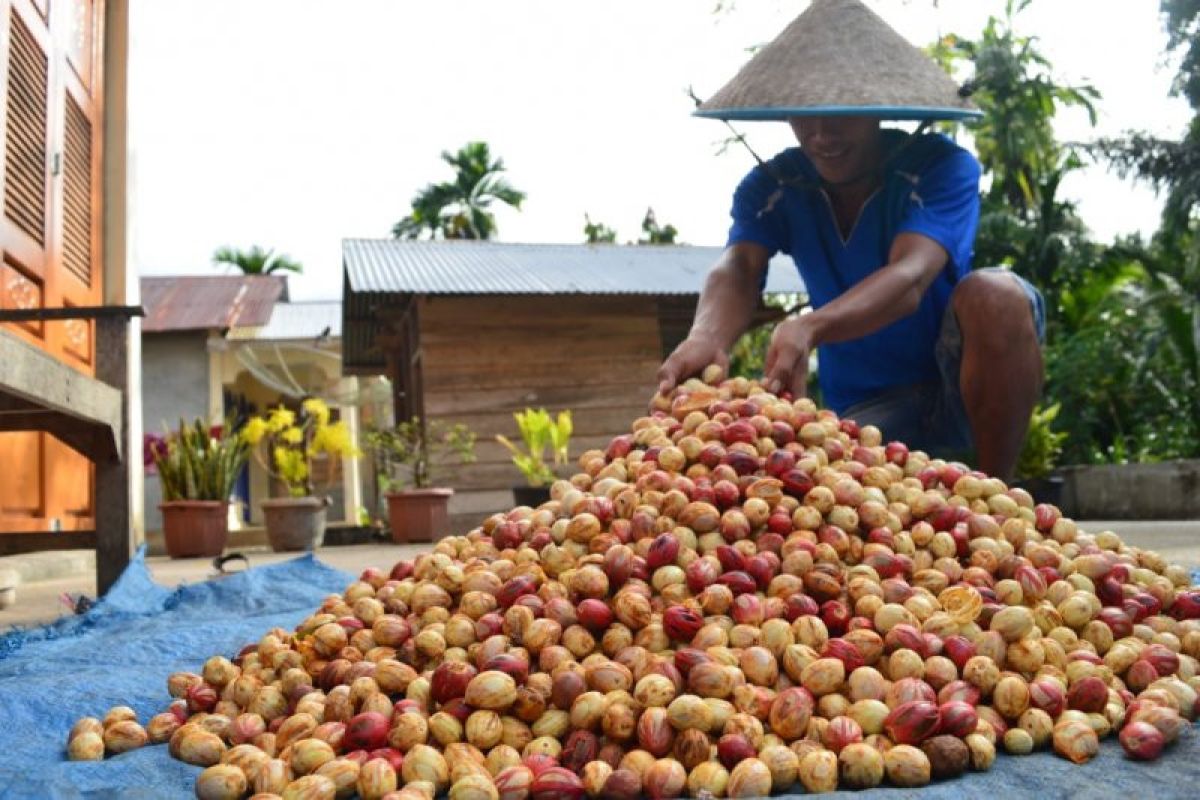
left=1014, top=402, right=1069, bottom=507
left=366, top=417, right=476, bottom=543
left=496, top=408, right=573, bottom=507
left=153, top=418, right=249, bottom=558
left=242, top=398, right=358, bottom=551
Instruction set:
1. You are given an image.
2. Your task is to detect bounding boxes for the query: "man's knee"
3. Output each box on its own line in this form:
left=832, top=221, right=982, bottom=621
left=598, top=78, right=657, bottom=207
left=952, top=271, right=1037, bottom=346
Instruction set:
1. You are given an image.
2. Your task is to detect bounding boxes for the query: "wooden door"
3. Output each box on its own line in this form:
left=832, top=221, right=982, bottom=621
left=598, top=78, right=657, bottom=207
left=0, top=0, right=104, bottom=533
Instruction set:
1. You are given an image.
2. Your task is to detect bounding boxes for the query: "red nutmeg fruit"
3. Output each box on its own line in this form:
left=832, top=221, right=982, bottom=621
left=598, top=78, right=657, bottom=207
left=884, top=700, right=941, bottom=745
left=344, top=712, right=389, bottom=751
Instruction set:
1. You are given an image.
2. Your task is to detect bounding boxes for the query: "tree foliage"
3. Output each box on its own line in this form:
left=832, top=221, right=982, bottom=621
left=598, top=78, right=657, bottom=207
left=392, top=141, right=525, bottom=240
left=1090, top=124, right=1200, bottom=226
left=932, top=1, right=1199, bottom=464
left=1163, top=0, right=1200, bottom=107
left=583, top=209, right=682, bottom=245
left=1087, top=1, right=1199, bottom=291
left=638, top=207, right=680, bottom=245
left=1044, top=241, right=1199, bottom=462
left=930, top=0, right=1100, bottom=325
left=212, top=245, right=303, bottom=275
left=583, top=214, right=617, bottom=244
left=1046, top=0, right=1200, bottom=462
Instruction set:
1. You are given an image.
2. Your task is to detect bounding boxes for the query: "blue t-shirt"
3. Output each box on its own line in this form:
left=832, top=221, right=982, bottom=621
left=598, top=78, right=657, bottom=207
left=727, top=130, right=981, bottom=412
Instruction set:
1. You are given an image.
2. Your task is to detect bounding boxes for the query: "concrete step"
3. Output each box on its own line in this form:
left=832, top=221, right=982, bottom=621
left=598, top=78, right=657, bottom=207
left=0, top=549, right=93, bottom=584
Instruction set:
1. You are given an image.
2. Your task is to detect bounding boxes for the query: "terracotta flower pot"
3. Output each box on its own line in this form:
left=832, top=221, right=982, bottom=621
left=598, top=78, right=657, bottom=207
left=386, top=488, right=453, bottom=543
left=261, top=496, right=330, bottom=552
left=160, top=500, right=229, bottom=559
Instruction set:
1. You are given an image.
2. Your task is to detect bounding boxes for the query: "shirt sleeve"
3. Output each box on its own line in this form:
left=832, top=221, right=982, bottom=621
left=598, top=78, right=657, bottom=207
left=726, top=163, right=789, bottom=257
left=895, top=147, right=981, bottom=273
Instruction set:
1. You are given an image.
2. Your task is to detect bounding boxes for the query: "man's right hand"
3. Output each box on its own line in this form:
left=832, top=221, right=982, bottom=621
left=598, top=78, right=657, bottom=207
left=657, top=334, right=729, bottom=394
left=657, top=242, right=770, bottom=395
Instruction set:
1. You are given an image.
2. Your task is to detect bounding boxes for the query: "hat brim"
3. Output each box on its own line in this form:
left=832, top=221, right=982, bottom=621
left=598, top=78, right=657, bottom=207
left=693, top=105, right=983, bottom=122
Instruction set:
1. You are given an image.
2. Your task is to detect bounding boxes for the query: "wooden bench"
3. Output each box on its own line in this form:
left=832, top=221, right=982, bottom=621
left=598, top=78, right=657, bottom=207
left=0, top=306, right=140, bottom=594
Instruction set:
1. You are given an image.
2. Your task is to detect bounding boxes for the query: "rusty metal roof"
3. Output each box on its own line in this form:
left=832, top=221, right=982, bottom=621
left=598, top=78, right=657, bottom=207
left=227, top=301, right=342, bottom=342
left=140, top=275, right=288, bottom=333
left=342, top=239, right=806, bottom=296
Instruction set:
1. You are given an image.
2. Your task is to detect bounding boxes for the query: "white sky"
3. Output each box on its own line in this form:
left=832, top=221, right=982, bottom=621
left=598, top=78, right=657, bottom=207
left=128, top=0, right=1193, bottom=301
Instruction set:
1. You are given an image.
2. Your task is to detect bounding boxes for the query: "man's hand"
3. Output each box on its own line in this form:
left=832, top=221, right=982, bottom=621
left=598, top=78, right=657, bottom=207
left=758, top=234, right=950, bottom=397
left=764, top=316, right=814, bottom=397
left=656, top=242, right=770, bottom=395
left=657, top=334, right=729, bottom=394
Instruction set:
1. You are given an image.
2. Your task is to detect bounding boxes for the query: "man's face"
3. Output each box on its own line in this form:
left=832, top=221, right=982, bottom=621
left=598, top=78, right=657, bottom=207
left=789, top=116, right=883, bottom=186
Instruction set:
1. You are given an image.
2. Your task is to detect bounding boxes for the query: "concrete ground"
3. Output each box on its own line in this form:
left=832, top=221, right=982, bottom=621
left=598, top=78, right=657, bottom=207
left=1, top=520, right=1197, bottom=633
left=0, top=542, right=431, bottom=632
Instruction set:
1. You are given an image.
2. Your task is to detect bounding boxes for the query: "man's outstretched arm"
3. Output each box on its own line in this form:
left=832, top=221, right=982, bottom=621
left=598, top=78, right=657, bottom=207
left=764, top=232, right=949, bottom=396
left=657, top=241, right=772, bottom=393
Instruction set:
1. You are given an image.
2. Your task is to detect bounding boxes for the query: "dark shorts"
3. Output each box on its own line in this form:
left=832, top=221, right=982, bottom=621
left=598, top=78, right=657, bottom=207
left=839, top=268, right=1046, bottom=459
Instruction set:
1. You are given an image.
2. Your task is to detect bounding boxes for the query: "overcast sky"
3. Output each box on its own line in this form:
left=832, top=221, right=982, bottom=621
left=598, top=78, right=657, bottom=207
left=128, top=1, right=1193, bottom=300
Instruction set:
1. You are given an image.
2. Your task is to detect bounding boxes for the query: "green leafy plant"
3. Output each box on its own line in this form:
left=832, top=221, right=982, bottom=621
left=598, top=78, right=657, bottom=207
left=1016, top=403, right=1068, bottom=481
left=154, top=417, right=249, bottom=502
left=496, top=409, right=573, bottom=487
left=583, top=213, right=617, bottom=244
left=367, top=417, right=477, bottom=491
left=637, top=208, right=680, bottom=245
left=241, top=398, right=358, bottom=497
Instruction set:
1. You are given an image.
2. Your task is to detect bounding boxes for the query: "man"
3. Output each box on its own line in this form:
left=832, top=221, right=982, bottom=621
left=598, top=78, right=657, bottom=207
left=657, top=0, right=1043, bottom=480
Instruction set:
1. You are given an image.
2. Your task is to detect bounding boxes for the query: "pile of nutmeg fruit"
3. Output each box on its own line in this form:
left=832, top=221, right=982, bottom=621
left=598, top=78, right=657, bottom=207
left=67, top=369, right=1199, bottom=800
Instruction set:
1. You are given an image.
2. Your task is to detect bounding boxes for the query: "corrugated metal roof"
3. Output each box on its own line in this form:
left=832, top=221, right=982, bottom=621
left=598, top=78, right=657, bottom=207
left=140, top=275, right=287, bottom=332
left=227, top=301, right=342, bottom=342
left=342, top=239, right=806, bottom=296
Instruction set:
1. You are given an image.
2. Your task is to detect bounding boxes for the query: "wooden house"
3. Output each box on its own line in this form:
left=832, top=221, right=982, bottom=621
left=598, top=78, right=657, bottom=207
left=0, top=0, right=135, bottom=592
left=341, top=239, right=805, bottom=534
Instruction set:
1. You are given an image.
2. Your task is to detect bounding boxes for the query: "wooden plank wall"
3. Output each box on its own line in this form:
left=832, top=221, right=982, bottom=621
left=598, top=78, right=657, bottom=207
left=418, top=295, right=665, bottom=534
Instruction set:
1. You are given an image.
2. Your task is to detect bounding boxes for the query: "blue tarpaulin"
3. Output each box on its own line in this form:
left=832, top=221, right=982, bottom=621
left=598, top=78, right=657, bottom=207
left=0, top=549, right=354, bottom=799
left=0, top=551, right=1196, bottom=799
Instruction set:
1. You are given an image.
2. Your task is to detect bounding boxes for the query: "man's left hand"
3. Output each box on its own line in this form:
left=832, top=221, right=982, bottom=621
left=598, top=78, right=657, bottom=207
left=764, top=316, right=814, bottom=398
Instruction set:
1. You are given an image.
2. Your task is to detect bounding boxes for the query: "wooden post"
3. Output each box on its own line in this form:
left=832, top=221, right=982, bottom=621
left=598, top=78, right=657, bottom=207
left=378, top=295, right=424, bottom=425
left=339, top=377, right=363, bottom=524
left=94, top=315, right=132, bottom=594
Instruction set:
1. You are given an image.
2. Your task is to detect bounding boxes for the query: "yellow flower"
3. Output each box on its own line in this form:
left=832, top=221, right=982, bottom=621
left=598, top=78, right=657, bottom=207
left=281, top=427, right=305, bottom=445
left=241, top=417, right=268, bottom=446
left=302, top=397, right=331, bottom=425
left=309, top=420, right=357, bottom=458
left=266, top=407, right=295, bottom=434
left=273, top=446, right=308, bottom=493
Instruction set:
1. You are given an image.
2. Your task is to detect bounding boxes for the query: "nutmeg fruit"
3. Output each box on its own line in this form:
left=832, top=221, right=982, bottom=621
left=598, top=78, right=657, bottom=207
left=838, top=742, right=885, bottom=789
left=884, top=744, right=931, bottom=787
left=920, top=735, right=970, bottom=779
left=465, top=671, right=518, bottom=711
left=727, top=757, right=773, bottom=799
left=194, top=764, right=247, bottom=800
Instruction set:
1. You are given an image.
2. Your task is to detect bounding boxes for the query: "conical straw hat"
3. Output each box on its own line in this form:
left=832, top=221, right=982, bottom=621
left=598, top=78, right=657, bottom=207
left=696, top=0, right=979, bottom=121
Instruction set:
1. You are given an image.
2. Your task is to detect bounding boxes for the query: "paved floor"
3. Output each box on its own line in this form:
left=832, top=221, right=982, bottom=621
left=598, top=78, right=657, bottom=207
left=1, top=521, right=1197, bottom=633
left=0, top=543, right=431, bottom=632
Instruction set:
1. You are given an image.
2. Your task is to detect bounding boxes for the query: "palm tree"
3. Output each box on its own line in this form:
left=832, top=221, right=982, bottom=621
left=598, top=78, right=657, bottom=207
left=212, top=245, right=303, bottom=275
left=392, top=141, right=526, bottom=240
